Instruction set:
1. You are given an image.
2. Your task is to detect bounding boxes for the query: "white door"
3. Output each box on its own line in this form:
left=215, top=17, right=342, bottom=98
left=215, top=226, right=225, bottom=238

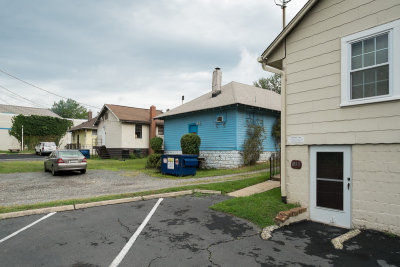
left=310, top=146, right=352, bottom=228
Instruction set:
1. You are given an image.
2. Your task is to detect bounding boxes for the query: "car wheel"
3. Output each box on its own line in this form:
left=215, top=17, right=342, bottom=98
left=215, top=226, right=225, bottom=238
left=80, top=169, right=86, bottom=174
left=51, top=165, right=57, bottom=176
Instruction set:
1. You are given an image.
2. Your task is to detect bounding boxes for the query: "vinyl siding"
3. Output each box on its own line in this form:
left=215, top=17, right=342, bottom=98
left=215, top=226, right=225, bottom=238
left=164, top=108, right=238, bottom=151
left=97, top=110, right=122, bottom=148
left=280, top=0, right=400, bottom=145
left=164, top=107, right=278, bottom=152
left=120, top=123, right=149, bottom=149
left=236, top=108, right=278, bottom=151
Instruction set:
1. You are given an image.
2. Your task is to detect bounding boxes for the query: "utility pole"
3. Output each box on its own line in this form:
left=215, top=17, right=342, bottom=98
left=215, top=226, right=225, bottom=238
left=21, top=125, right=24, bottom=151
left=274, top=0, right=291, bottom=29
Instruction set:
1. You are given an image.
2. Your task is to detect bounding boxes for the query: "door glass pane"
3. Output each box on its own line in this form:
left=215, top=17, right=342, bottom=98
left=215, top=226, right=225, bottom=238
left=317, top=180, right=343, bottom=210
left=317, top=152, right=343, bottom=180
left=316, top=152, right=344, bottom=210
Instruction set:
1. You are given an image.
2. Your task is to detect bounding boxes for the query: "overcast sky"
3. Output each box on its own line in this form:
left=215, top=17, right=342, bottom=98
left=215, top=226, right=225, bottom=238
left=0, top=0, right=307, bottom=114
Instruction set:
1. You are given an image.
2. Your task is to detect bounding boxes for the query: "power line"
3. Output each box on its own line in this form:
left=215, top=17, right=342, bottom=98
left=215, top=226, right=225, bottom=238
left=0, top=68, right=101, bottom=110
left=0, top=84, right=48, bottom=109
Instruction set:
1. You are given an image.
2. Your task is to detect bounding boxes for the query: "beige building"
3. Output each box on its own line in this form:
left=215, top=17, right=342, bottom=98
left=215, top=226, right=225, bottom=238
left=68, top=112, right=98, bottom=154
left=94, top=104, right=164, bottom=157
left=0, top=104, right=62, bottom=150
left=258, top=0, right=400, bottom=234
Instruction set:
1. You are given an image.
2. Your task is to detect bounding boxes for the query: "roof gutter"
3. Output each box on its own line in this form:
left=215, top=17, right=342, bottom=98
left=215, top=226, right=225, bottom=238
left=257, top=57, right=287, bottom=204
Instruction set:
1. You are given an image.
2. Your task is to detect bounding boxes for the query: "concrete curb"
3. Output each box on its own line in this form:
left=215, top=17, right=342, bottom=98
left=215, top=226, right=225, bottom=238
left=0, top=189, right=222, bottom=220
left=194, top=189, right=222, bottom=194
left=0, top=205, right=74, bottom=220
left=331, top=229, right=361, bottom=249
left=75, top=197, right=143, bottom=209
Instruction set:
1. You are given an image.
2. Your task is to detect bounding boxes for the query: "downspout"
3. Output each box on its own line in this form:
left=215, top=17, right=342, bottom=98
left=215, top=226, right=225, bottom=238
left=257, top=57, right=287, bottom=204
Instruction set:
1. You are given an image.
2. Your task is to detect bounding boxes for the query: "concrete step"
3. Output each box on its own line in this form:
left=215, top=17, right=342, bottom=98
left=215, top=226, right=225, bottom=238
left=271, top=174, right=281, bottom=181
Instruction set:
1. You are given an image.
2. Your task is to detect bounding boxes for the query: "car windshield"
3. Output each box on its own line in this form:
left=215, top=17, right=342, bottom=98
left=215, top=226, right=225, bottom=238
left=59, top=151, right=83, bottom=158
left=44, top=142, right=56, bottom=146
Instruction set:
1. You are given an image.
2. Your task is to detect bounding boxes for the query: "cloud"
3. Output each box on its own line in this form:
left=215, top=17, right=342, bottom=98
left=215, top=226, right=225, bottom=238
left=0, top=0, right=307, bottom=113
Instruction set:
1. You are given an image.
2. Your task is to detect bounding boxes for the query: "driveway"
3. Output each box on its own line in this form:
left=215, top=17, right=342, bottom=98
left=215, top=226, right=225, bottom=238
left=0, top=169, right=266, bottom=206
left=1, top=195, right=398, bottom=266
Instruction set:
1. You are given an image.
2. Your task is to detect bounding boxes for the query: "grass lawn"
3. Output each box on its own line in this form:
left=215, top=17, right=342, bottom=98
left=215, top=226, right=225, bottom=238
left=0, top=174, right=269, bottom=214
left=0, top=157, right=267, bottom=176
left=144, top=163, right=268, bottom=178
left=210, top=188, right=298, bottom=228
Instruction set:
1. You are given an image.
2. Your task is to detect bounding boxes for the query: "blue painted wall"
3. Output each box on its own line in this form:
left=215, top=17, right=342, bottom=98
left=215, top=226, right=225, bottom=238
left=236, top=107, right=278, bottom=151
left=164, top=107, right=237, bottom=151
left=164, top=105, right=279, bottom=152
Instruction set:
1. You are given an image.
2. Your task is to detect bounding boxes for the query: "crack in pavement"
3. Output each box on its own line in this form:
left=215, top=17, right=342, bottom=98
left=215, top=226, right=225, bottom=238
left=206, top=233, right=259, bottom=267
left=117, top=218, right=133, bottom=234
left=148, top=256, right=166, bottom=267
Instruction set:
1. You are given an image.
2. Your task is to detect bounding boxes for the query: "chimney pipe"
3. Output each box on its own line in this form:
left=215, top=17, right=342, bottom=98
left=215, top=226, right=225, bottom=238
left=149, top=105, right=157, bottom=154
left=212, top=67, right=222, bottom=97
left=88, top=110, right=92, bottom=120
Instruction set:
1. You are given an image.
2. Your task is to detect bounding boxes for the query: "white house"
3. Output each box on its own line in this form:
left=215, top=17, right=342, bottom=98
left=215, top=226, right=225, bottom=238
left=94, top=104, right=164, bottom=157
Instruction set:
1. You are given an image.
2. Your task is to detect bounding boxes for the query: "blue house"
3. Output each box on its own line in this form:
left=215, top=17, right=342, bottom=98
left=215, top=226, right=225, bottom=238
left=155, top=68, right=281, bottom=169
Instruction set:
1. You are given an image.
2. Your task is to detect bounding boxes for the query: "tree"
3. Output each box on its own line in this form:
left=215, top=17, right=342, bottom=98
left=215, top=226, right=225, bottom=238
left=272, top=117, right=281, bottom=151
left=242, top=122, right=266, bottom=165
left=51, top=99, right=88, bottom=119
left=253, top=73, right=281, bottom=94
left=181, top=134, right=201, bottom=155
left=9, top=115, right=72, bottom=149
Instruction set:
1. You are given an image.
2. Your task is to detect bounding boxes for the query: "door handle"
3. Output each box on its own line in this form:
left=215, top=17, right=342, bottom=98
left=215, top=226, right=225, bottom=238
left=347, top=183, right=350, bottom=190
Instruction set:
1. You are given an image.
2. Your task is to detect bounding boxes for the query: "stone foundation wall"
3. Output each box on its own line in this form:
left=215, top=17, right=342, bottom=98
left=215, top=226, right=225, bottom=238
left=165, top=150, right=273, bottom=169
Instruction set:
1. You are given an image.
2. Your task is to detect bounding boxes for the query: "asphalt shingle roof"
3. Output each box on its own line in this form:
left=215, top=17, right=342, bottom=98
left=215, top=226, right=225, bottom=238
left=155, top=81, right=281, bottom=119
left=0, top=104, right=61, bottom=117
left=95, top=104, right=164, bottom=125
left=70, top=116, right=98, bottom=131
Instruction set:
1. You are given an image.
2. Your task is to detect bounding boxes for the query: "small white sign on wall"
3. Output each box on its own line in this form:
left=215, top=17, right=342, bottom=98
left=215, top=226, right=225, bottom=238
left=167, top=158, right=174, bottom=169
left=287, top=136, right=305, bottom=144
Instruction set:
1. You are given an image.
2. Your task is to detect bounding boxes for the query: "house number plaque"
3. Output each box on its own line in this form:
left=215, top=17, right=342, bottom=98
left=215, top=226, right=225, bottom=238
left=291, top=160, right=302, bottom=169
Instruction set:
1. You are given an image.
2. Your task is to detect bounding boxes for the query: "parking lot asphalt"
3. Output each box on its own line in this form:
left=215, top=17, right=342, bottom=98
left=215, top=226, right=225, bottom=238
left=0, top=169, right=267, bottom=207
left=0, top=153, right=43, bottom=162
left=0, top=195, right=399, bottom=267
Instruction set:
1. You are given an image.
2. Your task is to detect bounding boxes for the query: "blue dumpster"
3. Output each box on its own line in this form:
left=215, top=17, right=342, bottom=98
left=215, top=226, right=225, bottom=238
left=79, top=149, right=90, bottom=159
left=161, top=154, right=198, bottom=176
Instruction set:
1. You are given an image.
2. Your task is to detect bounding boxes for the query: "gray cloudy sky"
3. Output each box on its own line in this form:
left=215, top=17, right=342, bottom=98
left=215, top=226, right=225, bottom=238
left=0, top=0, right=307, bottom=113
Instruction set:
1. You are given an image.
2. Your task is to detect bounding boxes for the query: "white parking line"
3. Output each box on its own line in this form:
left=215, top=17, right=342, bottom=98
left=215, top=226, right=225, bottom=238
left=109, top=198, right=163, bottom=267
left=0, top=212, right=56, bottom=244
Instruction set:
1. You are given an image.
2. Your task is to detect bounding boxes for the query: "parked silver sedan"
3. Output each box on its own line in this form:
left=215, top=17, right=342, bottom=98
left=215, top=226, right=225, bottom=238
left=44, top=150, right=87, bottom=176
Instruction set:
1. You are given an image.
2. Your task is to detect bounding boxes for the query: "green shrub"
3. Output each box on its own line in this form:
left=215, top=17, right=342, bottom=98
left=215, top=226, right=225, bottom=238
left=243, top=123, right=266, bottom=165
left=146, top=153, right=161, bottom=169
left=180, top=134, right=201, bottom=155
left=150, top=137, right=163, bottom=153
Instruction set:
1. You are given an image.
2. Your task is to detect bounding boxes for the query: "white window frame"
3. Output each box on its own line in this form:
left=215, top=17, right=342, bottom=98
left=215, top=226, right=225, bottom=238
left=341, top=19, right=400, bottom=107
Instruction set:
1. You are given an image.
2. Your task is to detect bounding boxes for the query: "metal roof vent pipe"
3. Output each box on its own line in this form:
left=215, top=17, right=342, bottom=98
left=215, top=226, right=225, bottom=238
left=212, top=67, right=222, bottom=97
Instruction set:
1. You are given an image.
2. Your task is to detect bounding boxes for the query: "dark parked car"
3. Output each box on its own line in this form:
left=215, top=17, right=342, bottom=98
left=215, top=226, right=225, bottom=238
left=44, top=150, right=87, bottom=176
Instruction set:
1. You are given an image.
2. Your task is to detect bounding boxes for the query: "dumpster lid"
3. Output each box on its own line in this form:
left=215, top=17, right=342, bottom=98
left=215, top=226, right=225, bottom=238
left=183, top=158, right=198, bottom=166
